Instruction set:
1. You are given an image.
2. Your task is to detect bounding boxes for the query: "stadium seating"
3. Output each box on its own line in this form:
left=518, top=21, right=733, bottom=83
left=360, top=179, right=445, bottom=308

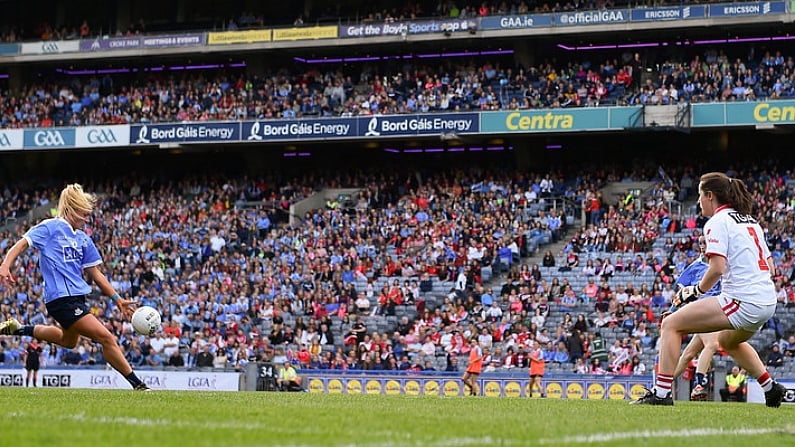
left=3, top=42, right=795, bottom=127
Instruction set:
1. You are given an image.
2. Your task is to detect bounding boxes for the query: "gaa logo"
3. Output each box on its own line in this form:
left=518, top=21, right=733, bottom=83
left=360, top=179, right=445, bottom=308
left=41, top=42, right=60, bottom=53
left=42, top=374, right=71, bottom=387
left=87, top=129, right=118, bottom=144
left=34, top=130, right=66, bottom=146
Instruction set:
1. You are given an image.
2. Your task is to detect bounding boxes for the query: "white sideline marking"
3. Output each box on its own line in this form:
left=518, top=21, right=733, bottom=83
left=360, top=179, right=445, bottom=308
left=7, top=412, right=267, bottom=431
left=6, top=412, right=792, bottom=447
left=536, top=427, right=794, bottom=445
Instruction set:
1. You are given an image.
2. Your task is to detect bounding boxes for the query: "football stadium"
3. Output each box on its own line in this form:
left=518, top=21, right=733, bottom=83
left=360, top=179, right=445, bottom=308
left=1, top=0, right=795, bottom=445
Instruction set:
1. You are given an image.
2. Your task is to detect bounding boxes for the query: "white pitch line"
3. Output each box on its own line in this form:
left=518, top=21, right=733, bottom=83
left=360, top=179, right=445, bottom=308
left=6, top=412, right=291, bottom=433
left=536, top=426, right=794, bottom=445
left=6, top=412, right=792, bottom=447
left=4, top=413, right=507, bottom=447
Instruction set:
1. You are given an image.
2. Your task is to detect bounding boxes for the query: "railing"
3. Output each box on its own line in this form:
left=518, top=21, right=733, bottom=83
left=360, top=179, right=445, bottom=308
left=675, top=102, right=692, bottom=131
left=665, top=199, right=683, bottom=216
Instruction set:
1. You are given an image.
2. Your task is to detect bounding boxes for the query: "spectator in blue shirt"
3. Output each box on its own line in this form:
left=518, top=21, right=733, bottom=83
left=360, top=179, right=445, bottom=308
left=552, top=341, right=570, bottom=363
left=256, top=212, right=271, bottom=238
left=415, top=210, right=429, bottom=223
left=542, top=341, right=556, bottom=363
left=341, top=264, right=355, bottom=284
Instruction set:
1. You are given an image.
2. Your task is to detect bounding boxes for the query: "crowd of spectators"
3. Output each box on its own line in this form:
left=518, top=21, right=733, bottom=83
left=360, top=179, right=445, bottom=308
left=1, top=42, right=795, bottom=128
left=3, top=1, right=764, bottom=42
left=1, top=159, right=794, bottom=379
left=0, top=166, right=569, bottom=370
left=0, top=185, right=57, bottom=227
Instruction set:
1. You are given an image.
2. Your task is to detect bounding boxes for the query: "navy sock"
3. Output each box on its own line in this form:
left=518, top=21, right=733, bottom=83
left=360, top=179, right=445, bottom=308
left=125, top=372, right=143, bottom=388
left=695, top=372, right=707, bottom=387
left=16, top=325, right=34, bottom=337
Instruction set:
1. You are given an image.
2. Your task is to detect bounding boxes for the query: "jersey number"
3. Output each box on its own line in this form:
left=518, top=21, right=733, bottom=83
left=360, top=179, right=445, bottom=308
left=746, top=227, right=769, bottom=271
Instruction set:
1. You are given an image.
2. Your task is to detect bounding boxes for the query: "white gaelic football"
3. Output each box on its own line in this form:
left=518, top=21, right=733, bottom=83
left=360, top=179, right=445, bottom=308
left=131, top=306, right=162, bottom=336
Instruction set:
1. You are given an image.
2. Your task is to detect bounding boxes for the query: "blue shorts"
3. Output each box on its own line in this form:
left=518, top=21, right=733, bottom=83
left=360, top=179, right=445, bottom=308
left=46, top=295, right=91, bottom=329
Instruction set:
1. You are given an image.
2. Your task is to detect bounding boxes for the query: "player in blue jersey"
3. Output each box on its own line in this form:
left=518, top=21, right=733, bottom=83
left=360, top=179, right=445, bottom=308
left=670, top=236, right=722, bottom=400
left=0, top=184, right=149, bottom=390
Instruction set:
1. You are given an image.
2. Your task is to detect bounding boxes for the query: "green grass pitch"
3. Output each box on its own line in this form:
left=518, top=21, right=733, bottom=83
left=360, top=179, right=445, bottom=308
left=3, top=388, right=794, bottom=447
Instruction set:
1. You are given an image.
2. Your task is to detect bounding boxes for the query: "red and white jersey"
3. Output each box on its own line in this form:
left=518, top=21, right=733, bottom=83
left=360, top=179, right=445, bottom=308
left=704, top=205, right=775, bottom=305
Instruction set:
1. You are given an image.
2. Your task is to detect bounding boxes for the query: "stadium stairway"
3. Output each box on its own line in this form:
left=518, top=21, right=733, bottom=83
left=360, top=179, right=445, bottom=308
left=480, top=218, right=577, bottom=293
left=0, top=200, right=53, bottom=233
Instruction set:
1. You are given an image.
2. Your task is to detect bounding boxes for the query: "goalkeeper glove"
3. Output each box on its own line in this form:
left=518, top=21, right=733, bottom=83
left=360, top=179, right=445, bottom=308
left=673, top=284, right=704, bottom=308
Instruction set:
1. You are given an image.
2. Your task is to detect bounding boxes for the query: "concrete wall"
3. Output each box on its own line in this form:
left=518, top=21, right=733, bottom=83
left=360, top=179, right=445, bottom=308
left=290, top=188, right=362, bottom=226
left=601, top=181, right=656, bottom=208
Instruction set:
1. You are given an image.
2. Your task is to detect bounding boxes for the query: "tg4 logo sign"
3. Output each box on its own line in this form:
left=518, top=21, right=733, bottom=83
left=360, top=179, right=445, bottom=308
left=0, top=373, right=24, bottom=386
left=42, top=374, right=72, bottom=387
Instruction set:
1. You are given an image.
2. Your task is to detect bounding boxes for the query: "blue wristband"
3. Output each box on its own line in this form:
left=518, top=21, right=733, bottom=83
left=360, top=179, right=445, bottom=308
left=110, top=293, right=121, bottom=303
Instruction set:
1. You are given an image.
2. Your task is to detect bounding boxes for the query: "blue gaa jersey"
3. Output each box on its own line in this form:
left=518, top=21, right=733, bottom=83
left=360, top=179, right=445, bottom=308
left=670, top=256, right=721, bottom=311
left=23, top=218, right=101, bottom=303
left=674, top=257, right=721, bottom=297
